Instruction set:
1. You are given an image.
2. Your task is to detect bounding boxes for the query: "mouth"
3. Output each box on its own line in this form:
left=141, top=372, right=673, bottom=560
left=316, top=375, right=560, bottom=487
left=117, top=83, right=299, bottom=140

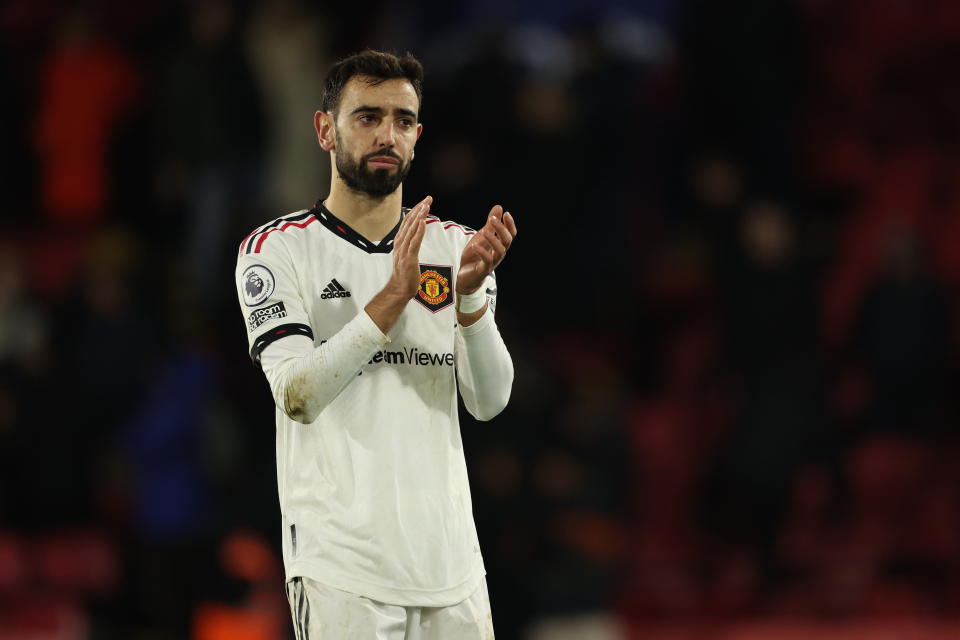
left=367, top=156, right=400, bottom=169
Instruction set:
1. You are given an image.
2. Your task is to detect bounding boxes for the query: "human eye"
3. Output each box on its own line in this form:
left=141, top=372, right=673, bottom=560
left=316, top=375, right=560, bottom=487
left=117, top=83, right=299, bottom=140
left=358, top=113, right=377, bottom=124
left=397, top=118, right=414, bottom=129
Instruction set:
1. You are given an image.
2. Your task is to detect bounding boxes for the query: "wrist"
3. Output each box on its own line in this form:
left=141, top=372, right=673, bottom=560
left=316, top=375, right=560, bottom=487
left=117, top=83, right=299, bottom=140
left=456, top=282, right=481, bottom=295
left=379, top=287, right=413, bottom=312
left=366, top=285, right=411, bottom=335
left=384, top=276, right=418, bottom=302
left=456, top=287, right=487, bottom=314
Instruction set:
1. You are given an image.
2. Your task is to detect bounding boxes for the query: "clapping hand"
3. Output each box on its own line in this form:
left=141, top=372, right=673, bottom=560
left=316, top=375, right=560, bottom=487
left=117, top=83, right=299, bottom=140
left=457, top=205, right=517, bottom=295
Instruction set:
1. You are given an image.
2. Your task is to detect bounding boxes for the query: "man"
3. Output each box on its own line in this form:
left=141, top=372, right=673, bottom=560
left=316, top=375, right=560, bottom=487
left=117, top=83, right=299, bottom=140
left=235, top=50, right=517, bottom=639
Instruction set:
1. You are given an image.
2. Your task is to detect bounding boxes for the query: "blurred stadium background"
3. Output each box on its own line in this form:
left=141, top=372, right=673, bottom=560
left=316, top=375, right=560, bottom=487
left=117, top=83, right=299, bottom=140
left=3, top=0, right=960, bottom=638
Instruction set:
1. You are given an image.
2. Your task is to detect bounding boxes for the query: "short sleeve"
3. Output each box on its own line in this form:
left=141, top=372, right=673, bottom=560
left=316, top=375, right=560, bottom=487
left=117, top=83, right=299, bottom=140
left=235, top=235, right=314, bottom=365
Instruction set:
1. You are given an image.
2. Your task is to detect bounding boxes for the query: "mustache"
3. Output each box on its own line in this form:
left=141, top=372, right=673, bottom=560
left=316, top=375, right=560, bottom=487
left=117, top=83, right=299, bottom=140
left=362, top=149, right=402, bottom=162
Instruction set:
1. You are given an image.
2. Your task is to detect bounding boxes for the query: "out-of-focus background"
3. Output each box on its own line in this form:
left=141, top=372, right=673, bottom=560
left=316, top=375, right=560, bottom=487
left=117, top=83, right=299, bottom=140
left=3, top=0, right=960, bottom=638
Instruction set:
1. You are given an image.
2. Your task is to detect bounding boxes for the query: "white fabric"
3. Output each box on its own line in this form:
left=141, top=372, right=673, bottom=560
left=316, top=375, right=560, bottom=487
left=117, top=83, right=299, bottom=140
left=261, top=310, right=390, bottom=423
left=456, top=286, right=488, bottom=313
left=235, top=208, right=513, bottom=607
left=455, top=310, right=513, bottom=421
left=286, top=576, right=494, bottom=640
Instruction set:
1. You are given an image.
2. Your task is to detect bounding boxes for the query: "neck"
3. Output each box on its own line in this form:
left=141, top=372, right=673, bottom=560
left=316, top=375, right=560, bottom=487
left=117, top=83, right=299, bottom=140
left=323, top=172, right=403, bottom=242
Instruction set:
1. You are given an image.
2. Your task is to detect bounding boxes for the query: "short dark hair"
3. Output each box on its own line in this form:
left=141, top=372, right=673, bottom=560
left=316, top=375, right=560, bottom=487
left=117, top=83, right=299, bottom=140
left=321, top=50, right=424, bottom=115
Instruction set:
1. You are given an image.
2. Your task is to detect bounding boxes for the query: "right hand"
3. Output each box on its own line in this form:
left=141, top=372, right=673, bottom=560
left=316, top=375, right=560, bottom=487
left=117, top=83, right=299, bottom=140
left=386, top=195, right=432, bottom=299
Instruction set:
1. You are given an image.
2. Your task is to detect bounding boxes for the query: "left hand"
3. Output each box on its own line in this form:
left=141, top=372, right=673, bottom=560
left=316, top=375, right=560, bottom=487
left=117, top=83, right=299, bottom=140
left=457, top=205, right=517, bottom=294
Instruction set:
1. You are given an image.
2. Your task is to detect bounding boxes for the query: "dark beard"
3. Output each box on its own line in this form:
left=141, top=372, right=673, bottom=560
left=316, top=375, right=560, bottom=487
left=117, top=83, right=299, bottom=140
left=335, top=133, right=411, bottom=197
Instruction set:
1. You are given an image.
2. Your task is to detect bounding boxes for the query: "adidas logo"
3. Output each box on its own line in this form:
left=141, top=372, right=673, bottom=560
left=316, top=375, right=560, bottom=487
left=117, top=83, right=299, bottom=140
left=320, top=278, right=352, bottom=299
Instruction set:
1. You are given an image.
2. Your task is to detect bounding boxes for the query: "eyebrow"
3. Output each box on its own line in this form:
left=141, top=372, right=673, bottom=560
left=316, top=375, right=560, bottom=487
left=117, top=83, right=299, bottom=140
left=350, top=105, right=418, bottom=120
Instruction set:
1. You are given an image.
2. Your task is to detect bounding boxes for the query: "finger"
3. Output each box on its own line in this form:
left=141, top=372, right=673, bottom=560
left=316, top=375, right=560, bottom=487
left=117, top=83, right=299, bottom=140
left=399, top=196, right=431, bottom=237
left=395, top=218, right=412, bottom=253
left=408, top=207, right=428, bottom=256
left=483, top=227, right=507, bottom=255
left=415, top=195, right=433, bottom=222
left=397, top=198, right=431, bottom=251
left=470, top=237, right=500, bottom=270
left=395, top=206, right=416, bottom=250
left=483, top=205, right=512, bottom=240
left=469, top=233, right=495, bottom=258
left=489, top=217, right=513, bottom=248
left=502, top=211, right=517, bottom=237
left=410, top=196, right=431, bottom=225
left=409, top=195, right=431, bottom=216
left=407, top=217, right=426, bottom=259
left=499, top=211, right=517, bottom=239
left=409, top=204, right=430, bottom=250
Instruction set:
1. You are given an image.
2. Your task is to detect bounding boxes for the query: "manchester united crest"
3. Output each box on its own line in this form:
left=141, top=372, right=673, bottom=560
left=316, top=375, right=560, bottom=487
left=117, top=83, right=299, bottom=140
left=415, top=264, right=453, bottom=313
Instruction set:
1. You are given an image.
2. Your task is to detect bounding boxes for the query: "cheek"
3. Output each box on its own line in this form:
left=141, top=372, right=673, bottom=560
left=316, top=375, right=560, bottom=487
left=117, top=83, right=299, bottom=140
left=341, top=124, right=370, bottom=148
left=340, top=138, right=365, bottom=160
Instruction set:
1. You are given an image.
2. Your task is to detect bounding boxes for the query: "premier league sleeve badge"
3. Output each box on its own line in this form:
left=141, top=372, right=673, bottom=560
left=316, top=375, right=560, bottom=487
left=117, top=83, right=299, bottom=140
left=242, top=264, right=276, bottom=306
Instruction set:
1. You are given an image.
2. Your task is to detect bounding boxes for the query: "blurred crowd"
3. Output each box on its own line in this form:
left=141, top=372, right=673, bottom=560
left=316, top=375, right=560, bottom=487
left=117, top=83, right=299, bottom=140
left=3, top=0, right=960, bottom=638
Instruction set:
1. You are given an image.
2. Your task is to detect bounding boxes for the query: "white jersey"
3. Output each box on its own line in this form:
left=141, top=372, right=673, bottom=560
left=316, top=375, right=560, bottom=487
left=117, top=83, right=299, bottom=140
left=235, top=201, right=500, bottom=607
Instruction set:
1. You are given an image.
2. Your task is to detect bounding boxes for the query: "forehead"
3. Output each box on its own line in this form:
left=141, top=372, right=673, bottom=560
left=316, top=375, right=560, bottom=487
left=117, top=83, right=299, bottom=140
left=338, top=75, right=419, bottom=116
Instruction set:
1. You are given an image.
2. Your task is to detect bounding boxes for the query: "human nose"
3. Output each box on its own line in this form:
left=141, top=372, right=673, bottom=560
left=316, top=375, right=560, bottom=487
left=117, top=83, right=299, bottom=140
left=375, top=120, right=396, bottom=148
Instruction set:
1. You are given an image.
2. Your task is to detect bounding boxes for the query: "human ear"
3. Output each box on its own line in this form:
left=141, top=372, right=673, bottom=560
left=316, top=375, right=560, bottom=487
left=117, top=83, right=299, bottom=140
left=411, top=123, right=423, bottom=160
left=315, top=111, right=336, bottom=151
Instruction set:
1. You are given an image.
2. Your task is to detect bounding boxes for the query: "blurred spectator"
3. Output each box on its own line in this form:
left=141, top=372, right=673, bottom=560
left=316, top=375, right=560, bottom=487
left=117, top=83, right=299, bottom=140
left=686, top=154, right=744, bottom=274
left=10, top=229, right=153, bottom=529
left=853, top=226, right=952, bottom=435
left=0, top=246, right=50, bottom=525
left=120, top=265, right=220, bottom=636
left=155, top=0, right=265, bottom=302
left=33, top=6, right=138, bottom=226
left=523, top=347, right=630, bottom=635
left=0, top=246, right=48, bottom=374
left=192, top=528, right=287, bottom=640
left=54, top=229, right=152, bottom=434
left=499, top=74, right=587, bottom=324
left=124, top=349, right=213, bottom=542
left=246, top=0, right=331, bottom=214
left=703, top=201, right=827, bottom=581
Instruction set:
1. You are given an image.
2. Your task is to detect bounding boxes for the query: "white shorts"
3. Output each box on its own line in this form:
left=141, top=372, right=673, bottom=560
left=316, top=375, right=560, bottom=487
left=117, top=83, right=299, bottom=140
left=285, top=576, right=495, bottom=640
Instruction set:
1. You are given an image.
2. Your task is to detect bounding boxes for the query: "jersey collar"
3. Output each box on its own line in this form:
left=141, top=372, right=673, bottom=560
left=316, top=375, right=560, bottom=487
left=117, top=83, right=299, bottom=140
left=312, top=200, right=408, bottom=254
